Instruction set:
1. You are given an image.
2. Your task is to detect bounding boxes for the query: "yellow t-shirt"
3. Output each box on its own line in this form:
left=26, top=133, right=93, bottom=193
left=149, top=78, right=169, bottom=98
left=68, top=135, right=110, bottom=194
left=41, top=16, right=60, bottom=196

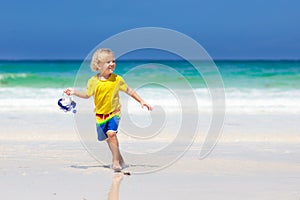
left=86, top=74, right=128, bottom=114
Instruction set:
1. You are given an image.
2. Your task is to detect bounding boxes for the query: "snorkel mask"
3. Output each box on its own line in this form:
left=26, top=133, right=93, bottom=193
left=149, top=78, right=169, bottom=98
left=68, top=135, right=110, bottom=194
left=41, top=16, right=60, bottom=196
left=58, top=93, right=77, bottom=113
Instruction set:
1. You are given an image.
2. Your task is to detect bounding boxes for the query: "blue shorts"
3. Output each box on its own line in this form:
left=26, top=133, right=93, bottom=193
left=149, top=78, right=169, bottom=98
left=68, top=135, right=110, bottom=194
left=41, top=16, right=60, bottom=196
left=96, top=115, right=120, bottom=141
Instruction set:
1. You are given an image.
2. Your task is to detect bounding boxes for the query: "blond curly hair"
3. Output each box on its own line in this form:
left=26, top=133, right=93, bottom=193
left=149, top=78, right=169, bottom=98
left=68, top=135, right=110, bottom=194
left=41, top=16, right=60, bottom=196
left=90, top=48, right=114, bottom=72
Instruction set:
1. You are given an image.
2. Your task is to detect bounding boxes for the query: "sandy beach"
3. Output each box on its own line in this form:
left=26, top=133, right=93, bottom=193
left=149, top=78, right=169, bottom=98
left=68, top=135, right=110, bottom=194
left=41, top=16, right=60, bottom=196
left=1, top=110, right=300, bottom=200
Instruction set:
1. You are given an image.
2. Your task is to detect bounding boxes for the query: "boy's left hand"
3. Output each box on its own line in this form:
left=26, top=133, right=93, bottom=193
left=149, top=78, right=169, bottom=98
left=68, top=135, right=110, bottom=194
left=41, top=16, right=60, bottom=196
left=141, top=102, right=152, bottom=111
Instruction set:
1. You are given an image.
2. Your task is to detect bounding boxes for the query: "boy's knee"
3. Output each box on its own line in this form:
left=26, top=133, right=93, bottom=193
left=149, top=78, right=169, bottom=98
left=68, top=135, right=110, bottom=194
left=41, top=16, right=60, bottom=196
left=107, top=131, right=117, bottom=138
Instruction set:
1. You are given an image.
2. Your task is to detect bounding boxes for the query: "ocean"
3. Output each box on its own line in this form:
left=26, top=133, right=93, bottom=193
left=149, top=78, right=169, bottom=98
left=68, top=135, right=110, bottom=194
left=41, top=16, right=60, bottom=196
left=1, top=60, right=300, bottom=114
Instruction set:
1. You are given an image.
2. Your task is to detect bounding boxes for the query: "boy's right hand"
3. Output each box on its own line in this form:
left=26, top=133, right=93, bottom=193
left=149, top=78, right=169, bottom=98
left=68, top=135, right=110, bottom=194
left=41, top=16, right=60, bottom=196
left=64, top=88, right=74, bottom=96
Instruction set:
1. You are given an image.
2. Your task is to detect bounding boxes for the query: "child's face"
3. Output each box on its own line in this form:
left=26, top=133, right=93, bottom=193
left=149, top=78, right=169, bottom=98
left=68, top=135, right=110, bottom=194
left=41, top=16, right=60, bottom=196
left=98, top=53, right=116, bottom=74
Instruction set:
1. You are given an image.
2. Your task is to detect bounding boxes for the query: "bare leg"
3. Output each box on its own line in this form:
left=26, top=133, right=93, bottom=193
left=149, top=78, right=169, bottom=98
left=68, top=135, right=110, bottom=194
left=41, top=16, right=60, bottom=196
left=119, top=152, right=125, bottom=167
left=106, top=131, right=124, bottom=169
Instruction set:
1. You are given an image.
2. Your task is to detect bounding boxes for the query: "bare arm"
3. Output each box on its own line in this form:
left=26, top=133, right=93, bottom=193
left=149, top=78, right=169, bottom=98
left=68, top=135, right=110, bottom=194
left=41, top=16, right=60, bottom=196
left=64, top=88, right=90, bottom=99
left=126, top=87, right=152, bottom=111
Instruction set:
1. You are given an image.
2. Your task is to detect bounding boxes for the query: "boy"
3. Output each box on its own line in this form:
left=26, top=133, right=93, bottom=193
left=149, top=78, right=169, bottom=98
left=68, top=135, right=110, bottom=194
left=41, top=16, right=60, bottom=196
left=64, top=48, right=152, bottom=171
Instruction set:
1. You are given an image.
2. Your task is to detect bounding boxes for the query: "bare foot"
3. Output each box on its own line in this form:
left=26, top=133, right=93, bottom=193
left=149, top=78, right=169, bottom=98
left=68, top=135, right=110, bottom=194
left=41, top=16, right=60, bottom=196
left=112, top=163, right=122, bottom=171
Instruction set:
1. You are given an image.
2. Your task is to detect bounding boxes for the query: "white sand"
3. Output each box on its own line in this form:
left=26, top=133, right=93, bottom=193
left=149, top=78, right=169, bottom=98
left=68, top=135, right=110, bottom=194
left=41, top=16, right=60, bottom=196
left=1, top=111, right=300, bottom=199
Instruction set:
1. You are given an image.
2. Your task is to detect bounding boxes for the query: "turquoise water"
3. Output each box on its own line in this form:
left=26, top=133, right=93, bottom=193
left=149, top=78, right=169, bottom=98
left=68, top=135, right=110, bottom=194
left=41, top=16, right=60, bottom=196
left=1, top=60, right=300, bottom=89
left=0, top=61, right=78, bottom=88
left=218, top=60, right=300, bottom=89
left=1, top=60, right=300, bottom=114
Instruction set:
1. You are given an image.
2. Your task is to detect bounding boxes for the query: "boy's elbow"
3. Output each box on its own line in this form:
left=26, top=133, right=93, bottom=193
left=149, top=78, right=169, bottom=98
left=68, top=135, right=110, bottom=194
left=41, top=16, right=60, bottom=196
left=126, top=87, right=134, bottom=96
left=77, top=92, right=90, bottom=99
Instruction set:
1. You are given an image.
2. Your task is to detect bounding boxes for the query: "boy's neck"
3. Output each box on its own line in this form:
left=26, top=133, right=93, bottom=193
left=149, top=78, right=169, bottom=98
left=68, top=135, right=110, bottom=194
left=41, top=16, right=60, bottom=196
left=99, top=72, right=112, bottom=80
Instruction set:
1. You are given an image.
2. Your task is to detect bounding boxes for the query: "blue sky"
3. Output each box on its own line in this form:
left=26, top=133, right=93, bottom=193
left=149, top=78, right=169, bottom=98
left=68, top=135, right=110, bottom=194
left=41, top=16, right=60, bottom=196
left=0, top=0, right=299, bottom=60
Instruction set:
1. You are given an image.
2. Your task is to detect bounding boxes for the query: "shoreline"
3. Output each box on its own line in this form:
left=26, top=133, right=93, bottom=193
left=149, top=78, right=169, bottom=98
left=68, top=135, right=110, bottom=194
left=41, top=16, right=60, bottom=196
left=1, top=112, right=299, bottom=142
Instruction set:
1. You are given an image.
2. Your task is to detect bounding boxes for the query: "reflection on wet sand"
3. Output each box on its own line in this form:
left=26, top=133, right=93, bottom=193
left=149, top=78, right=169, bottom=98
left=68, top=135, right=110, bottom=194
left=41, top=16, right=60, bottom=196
left=107, top=173, right=123, bottom=200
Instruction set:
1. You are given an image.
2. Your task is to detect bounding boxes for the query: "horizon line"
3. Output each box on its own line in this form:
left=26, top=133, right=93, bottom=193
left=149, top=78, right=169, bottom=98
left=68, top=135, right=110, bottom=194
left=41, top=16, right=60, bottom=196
left=0, top=58, right=300, bottom=62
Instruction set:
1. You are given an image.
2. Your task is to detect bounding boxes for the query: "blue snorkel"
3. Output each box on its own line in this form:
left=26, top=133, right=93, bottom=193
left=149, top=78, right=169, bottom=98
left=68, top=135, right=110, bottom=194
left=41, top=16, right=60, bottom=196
left=58, top=93, right=77, bottom=113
